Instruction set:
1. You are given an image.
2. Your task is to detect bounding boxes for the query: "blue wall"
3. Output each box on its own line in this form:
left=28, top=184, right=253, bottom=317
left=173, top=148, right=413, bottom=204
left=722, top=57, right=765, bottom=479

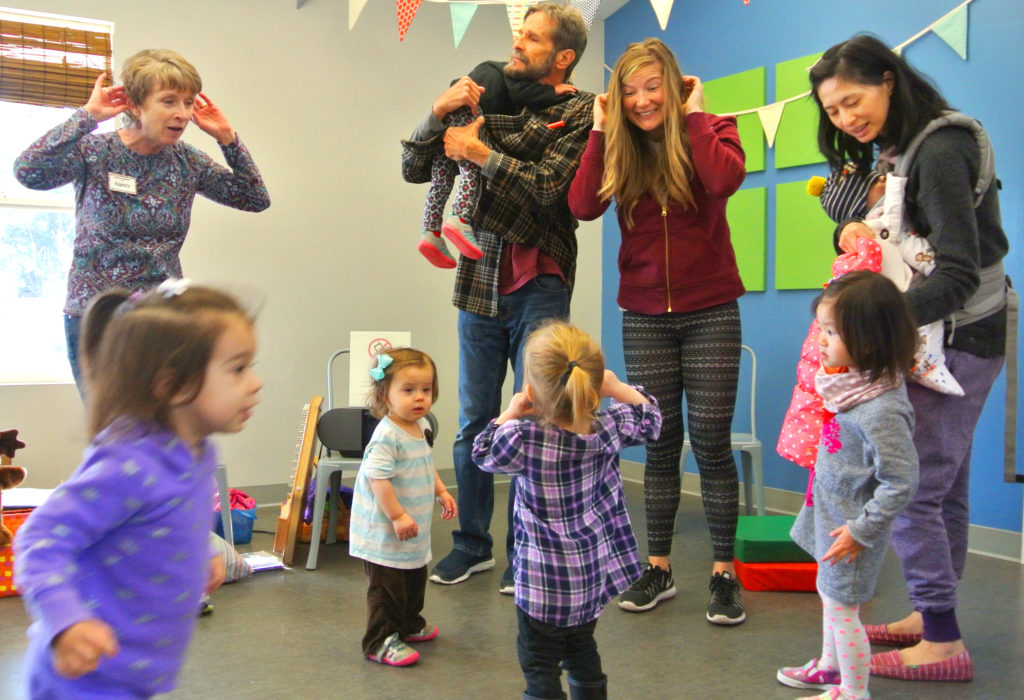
left=602, top=0, right=1023, bottom=532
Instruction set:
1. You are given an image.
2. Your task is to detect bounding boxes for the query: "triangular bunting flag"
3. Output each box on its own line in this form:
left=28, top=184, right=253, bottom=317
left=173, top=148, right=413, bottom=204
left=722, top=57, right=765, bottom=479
left=348, top=0, right=369, bottom=30
left=296, top=0, right=308, bottom=8
left=450, top=2, right=477, bottom=49
left=650, top=0, right=674, bottom=31
left=931, top=4, right=968, bottom=60
left=756, top=101, right=786, bottom=148
left=570, top=0, right=600, bottom=29
left=507, top=3, right=529, bottom=38
left=397, top=0, right=423, bottom=41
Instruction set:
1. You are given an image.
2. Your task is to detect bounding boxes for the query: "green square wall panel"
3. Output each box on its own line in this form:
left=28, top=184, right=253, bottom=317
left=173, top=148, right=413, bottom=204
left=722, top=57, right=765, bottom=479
left=775, top=180, right=835, bottom=290
left=704, top=67, right=766, bottom=173
left=727, top=187, right=766, bottom=291
left=774, top=52, right=826, bottom=169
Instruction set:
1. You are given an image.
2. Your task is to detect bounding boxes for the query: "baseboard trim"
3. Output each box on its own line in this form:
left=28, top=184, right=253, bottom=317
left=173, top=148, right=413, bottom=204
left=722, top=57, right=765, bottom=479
left=245, top=461, right=1022, bottom=563
left=618, top=459, right=1023, bottom=564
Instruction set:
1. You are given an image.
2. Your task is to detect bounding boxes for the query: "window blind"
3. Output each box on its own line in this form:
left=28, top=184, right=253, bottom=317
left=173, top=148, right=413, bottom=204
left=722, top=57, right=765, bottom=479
left=0, top=16, right=112, bottom=108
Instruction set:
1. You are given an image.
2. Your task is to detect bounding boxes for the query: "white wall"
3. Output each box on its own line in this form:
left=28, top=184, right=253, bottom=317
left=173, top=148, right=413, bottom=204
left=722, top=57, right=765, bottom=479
left=0, top=0, right=606, bottom=490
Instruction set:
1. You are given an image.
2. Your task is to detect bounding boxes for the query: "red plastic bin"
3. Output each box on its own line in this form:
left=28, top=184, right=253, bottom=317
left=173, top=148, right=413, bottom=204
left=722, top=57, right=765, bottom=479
left=733, top=556, right=817, bottom=592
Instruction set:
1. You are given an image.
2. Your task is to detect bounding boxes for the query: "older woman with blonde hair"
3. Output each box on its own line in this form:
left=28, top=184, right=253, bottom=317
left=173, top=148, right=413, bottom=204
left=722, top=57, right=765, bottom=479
left=15, top=49, right=270, bottom=395
left=569, top=38, right=748, bottom=624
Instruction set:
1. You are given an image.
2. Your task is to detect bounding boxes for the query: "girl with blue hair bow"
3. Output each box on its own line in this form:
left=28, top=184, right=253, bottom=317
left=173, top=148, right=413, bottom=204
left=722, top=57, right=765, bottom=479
left=348, top=348, right=457, bottom=667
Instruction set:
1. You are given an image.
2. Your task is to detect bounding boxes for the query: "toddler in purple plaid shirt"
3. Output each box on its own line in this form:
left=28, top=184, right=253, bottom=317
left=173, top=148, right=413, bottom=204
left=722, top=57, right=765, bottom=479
left=472, top=320, right=661, bottom=700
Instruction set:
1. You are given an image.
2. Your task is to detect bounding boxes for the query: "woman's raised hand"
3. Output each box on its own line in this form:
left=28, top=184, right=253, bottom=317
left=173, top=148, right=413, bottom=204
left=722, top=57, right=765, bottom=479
left=83, top=73, right=128, bottom=122
left=593, top=93, right=608, bottom=131
left=682, top=75, right=704, bottom=115
left=192, top=92, right=236, bottom=146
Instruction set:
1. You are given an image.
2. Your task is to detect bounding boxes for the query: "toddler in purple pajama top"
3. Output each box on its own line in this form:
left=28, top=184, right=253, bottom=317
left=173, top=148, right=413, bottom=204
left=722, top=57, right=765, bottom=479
left=14, top=280, right=262, bottom=698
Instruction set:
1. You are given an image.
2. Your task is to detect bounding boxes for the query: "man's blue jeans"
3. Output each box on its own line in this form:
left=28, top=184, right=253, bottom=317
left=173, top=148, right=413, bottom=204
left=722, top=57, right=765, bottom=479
left=450, top=274, right=569, bottom=562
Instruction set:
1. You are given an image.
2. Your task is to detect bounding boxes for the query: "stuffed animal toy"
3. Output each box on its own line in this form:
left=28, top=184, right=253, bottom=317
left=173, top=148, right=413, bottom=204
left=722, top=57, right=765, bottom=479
left=1, top=429, right=28, bottom=547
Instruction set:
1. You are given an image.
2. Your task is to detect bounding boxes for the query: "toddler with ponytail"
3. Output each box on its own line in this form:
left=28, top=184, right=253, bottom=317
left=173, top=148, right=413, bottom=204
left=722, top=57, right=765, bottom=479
left=472, top=320, right=662, bottom=699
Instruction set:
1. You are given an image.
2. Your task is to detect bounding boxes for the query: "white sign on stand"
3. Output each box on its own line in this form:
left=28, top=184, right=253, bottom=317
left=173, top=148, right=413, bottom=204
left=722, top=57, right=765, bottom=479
left=348, top=331, right=412, bottom=408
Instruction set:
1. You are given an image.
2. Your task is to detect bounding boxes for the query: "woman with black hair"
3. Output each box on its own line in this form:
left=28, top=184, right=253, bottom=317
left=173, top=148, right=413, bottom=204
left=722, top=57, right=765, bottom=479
left=809, top=34, right=1009, bottom=683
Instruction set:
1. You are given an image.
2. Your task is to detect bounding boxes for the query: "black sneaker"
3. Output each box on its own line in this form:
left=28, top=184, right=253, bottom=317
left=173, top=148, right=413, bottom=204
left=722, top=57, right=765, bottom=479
left=707, top=571, right=745, bottom=625
left=499, top=564, right=514, bottom=595
left=618, top=563, right=676, bottom=612
left=429, top=550, right=496, bottom=585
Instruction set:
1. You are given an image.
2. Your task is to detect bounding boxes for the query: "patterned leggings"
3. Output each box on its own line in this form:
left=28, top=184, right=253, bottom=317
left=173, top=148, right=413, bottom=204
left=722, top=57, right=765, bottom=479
left=622, top=301, right=741, bottom=561
left=422, top=106, right=480, bottom=232
left=818, top=593, right=871, bottom=700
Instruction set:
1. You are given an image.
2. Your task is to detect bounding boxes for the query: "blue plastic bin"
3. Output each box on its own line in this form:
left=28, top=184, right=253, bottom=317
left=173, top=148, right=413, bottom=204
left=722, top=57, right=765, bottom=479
left=214, top=507, right=257, bottom=544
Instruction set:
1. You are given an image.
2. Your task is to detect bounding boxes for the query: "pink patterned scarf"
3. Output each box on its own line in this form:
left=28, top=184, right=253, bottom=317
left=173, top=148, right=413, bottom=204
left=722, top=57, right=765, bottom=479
left=814, top=365, right=901, bottom=413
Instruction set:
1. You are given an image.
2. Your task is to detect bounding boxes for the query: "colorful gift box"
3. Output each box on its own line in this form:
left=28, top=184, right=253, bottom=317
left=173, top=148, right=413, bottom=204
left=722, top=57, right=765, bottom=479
left=0, top=509, right=32, bottom=597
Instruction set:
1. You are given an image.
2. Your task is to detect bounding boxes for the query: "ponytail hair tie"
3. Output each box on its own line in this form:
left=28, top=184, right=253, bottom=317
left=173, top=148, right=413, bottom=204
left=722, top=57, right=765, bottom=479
left=560, top=360, right=580, bottom=386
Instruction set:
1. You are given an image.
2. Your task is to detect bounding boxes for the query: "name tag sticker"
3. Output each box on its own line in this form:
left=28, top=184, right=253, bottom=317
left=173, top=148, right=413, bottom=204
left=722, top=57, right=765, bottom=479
left=108, top=173, right=137, bottom=194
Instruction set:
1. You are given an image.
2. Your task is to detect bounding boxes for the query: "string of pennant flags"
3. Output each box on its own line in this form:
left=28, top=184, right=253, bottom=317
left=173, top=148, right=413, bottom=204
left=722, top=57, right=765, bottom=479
left=306, top=0, right=974, bottom=148
left=716, top=0, right=974, bottom=147
left=325, top=1, right=724, bottom=44
left=314, top=1, right=971, bottom=62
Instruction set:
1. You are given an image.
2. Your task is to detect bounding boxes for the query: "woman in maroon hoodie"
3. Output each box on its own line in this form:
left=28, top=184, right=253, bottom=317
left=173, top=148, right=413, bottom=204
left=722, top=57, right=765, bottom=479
left=569, top=38, right=747, bottom=624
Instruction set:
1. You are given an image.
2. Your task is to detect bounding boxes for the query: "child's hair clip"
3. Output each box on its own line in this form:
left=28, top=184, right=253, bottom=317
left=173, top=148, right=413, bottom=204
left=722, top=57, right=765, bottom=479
left=369, top=353, right=393, bottom=381
left=156, top=278, right=191, bottom=298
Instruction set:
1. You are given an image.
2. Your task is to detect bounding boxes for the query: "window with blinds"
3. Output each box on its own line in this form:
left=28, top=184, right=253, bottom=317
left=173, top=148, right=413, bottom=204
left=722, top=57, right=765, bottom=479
left=0, top=9, right=113, bottom=383
left=0, top=11, right=113, bottom=109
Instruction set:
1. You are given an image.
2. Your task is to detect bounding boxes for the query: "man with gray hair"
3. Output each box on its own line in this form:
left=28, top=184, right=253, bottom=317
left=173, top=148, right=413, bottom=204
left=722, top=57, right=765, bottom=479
left=401, top=3, right=593, bottom=593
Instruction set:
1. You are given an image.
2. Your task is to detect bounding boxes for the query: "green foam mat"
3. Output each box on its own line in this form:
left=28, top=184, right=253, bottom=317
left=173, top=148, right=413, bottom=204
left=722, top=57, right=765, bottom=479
left=734, top=515, right=815, bottom=563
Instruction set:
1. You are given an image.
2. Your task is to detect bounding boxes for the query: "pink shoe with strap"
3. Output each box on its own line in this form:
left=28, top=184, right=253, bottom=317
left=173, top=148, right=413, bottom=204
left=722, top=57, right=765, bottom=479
left=405, top=624, right=438, bottom=642
left=777, top=658, right=841, bottom=690
left=418, top=231, right=457, bottom=269
left=441, top=216, right=483, bottom=260
left=797, top=687, right=858, bottom=700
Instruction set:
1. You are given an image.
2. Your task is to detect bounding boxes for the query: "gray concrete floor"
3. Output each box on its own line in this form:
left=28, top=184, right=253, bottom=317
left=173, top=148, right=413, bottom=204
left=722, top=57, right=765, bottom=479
left=2, top=480, right=1022, bottom=699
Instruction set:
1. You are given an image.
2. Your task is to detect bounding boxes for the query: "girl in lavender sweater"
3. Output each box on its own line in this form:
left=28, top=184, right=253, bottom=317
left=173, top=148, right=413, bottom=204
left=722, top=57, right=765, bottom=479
left=15, top=280, right=262, bottom=698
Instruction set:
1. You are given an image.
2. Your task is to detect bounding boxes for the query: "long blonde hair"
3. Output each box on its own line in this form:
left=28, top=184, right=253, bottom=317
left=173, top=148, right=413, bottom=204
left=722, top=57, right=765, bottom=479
left=523, top=320, right=604, bottom=430
left=600, top=38, right=696, bottom=227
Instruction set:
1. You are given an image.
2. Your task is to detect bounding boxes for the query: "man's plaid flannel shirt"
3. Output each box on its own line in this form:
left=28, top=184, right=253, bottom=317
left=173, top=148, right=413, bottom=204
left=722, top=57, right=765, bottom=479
left=401, top=91, right=594, bottom=317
